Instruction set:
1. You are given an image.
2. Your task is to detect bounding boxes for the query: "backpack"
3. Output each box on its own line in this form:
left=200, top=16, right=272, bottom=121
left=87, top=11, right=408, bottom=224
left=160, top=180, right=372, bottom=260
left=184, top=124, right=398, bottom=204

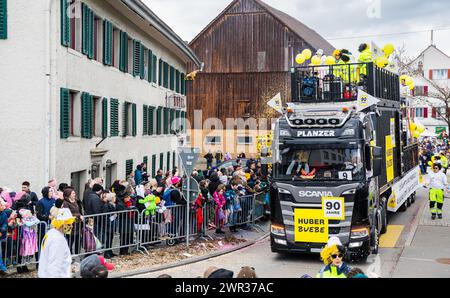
left=163, top=188, right=175, bottom=206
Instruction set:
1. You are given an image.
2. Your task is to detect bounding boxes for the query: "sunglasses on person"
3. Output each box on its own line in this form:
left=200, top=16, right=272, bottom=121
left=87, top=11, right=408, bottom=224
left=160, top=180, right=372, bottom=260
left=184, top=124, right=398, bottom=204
left=331, top=254, right=344, bottom=259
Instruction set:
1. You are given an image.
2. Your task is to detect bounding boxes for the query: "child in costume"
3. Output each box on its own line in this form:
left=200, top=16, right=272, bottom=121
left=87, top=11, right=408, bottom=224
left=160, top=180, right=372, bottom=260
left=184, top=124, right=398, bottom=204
left=316, top=237, right=351, bottom=278
left=18, top=209, right=40, bottom=257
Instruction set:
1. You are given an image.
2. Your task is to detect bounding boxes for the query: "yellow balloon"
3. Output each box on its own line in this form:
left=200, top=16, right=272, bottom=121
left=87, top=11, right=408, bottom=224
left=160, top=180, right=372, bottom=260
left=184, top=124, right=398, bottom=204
left=325, top=56, right=335, bottom=65
left=302, top=49, right=312, bottom=60
left=405, top=77, right=413, bottom=86
left=413, top=131, right=420, bottom=139
left=311, top=55, right=321, bottom=65
left=295, top=53, right=306, bottom=65
left=384, top=43, right=395, bottom=56
left=409, top=123, right=417, bottom=131
left=376, top=57, right=389, bottom=68
left=409, top=83, right=415, bottom=91
left=417, top=123, right=425, bottom=133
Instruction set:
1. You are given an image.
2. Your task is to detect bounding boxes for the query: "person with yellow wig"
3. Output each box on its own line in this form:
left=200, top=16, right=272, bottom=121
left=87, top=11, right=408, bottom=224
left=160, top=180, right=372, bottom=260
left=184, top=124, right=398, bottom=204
left=38, top=208, right=75, bottom=278
left=316, top=237, right=351, bottom=278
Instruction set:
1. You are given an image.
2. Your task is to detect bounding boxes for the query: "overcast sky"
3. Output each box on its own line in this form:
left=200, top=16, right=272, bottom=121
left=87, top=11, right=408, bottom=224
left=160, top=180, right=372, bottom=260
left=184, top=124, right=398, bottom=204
left=142, top=0, right=450, bottom=59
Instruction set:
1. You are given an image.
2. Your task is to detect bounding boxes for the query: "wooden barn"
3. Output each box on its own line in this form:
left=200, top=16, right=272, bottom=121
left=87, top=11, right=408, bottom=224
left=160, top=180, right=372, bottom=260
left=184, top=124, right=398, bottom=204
left=186, top=0, right=334, bottom=156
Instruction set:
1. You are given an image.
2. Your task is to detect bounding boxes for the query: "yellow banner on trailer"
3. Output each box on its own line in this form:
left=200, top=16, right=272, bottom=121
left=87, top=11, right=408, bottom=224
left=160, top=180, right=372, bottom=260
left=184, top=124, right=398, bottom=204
left=294, top=209, right=329, bottom=243
left=386, top=136, right=394, bottom=182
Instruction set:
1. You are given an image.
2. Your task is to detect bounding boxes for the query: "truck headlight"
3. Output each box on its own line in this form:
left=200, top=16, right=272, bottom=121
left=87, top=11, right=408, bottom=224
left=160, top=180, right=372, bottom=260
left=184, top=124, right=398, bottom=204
left=351, top=226, right=369, bottom=239
left=342, top=128, right=355, bottom=136
left=278, top=188, right=290, bottom=194
left=271, top=224, right=286, bottom=237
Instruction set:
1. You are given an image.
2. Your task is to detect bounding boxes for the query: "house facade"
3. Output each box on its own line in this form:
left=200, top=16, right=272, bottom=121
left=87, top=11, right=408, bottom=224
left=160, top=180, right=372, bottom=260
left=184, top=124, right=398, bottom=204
left=0, top=0, right=200, bottom=194
left=186, top=0, right=334, bottom=156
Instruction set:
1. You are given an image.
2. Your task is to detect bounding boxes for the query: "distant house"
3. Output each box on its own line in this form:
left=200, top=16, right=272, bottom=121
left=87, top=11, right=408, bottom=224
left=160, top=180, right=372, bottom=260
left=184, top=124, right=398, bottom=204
left=407, top=45, right=450, bottom=135
left=186, top=0, right=334, bottom=156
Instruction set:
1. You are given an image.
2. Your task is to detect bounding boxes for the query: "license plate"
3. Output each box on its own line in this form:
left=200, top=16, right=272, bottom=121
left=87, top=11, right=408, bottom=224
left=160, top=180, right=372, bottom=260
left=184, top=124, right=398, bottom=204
left=294, top=209, right=328, bottom=243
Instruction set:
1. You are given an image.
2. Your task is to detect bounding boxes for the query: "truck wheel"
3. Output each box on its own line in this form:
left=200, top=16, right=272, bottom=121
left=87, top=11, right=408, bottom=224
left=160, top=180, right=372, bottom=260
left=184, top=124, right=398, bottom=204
left=410, top=192, right=416, bottom=204
left=380, top=198, right=388, bottom=234
left=399, top=201, right=408, bottom=212
left=371, top=227, right=379, bottom=255
left=406, top=195, right=412, bottom=207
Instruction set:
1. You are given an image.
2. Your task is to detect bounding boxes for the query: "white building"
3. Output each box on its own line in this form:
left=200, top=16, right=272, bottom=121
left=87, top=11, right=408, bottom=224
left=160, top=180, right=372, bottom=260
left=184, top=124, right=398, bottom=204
left=0, top=0, right=201, bottom=195
left=406, top=45, right=450, bottom=135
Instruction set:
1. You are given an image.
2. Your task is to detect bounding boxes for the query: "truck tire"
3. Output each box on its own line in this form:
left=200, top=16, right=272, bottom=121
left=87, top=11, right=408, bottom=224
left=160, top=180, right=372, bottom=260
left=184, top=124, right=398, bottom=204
left=380, top=197, right=388, bottom=234
left=410, top=192, right=416, bottom=204
left=406, top=195, right=412, bottom=207
left=399, top=201, right=408, bottom=212
left=371, top=227, right=379, bottom=255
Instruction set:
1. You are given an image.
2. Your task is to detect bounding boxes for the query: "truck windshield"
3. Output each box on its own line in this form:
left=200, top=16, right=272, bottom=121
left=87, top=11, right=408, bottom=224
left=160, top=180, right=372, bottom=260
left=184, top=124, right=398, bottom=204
left=275, top=146, right=364, bottom=181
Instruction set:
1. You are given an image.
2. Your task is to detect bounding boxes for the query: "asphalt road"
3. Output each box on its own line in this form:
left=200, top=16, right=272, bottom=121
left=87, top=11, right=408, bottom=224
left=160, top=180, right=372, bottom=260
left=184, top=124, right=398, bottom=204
left=132, top=188, right=427, bottom=278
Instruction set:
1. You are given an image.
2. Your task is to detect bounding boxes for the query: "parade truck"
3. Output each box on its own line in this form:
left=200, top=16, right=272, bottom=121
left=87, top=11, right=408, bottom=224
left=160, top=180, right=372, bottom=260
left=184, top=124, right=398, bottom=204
left=269, top=62, right=420, bottom=261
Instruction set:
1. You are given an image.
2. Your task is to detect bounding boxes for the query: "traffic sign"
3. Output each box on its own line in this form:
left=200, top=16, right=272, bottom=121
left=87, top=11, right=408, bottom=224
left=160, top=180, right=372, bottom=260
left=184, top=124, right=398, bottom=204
left=178, top=147, right=200, bottom=176
left=182, top=178, right=200, bottom=203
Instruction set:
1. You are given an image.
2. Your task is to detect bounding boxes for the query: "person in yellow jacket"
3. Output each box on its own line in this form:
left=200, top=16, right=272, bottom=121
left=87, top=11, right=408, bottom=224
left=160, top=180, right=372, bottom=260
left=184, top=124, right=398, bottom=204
left=357, top=43, right=373, bottom=77
left=316, top=237, right=351, bottom=278
left=424, top=163, right=448, bottom=220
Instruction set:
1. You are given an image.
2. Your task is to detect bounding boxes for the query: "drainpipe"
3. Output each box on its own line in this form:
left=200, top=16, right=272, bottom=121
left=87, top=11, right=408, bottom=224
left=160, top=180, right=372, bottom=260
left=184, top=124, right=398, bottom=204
left=44, top=0, right=56, bottom=184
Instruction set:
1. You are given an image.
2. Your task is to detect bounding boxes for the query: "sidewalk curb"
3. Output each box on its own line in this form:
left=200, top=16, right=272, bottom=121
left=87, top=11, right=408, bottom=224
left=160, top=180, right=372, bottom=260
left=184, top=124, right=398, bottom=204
left=111, top=232, right=270, bottom=278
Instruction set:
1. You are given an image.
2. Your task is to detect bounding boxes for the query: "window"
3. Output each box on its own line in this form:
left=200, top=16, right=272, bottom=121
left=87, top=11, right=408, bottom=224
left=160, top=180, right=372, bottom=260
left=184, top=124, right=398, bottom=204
left=414, top=108, right=424, bottom=118
left=119, top=31, right=128, bottom=72
left=414, top=86, right=428, bottom=96
left=169, top=65, right=175, bottom=90
left=81, top=92, right=93, bottom=138
left=125, top=159, right=133, bottom=177
left=152, top=54, right=157, bottom=84
left=92, top=96, right=102, bottom=136
left=205, top=136, right=221, bottom=145
left=93, top=16, right=103, bottom=63
left=237, top=136, right=253, bottom=145
left=0, top=0, right=7, bottom=39
left=122, top=102, right=136, bottom=137
left=237, top=100, right=251, bottom=118
left=163, top=61, right=169, bottom=88
left=167, top=152, right=171, bottom=172
left=160, top=153, right=164, bottom=172
left=127, top=37, right=133, bottom=75
left=432, top=69, right=449, bottom=80
left=70, top=91, right=81, bottom=136
left=156, top=107, right=162, bottom=135
left=81, top=3, right=94, bottom=59
left=113, top=28, right=120, bottom=68
left=103, top=20, right=113, bottom=66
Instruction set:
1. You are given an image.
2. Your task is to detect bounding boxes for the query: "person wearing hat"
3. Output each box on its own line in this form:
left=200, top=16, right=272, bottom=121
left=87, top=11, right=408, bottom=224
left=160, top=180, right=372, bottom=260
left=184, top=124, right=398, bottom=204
left=316, top=237, right=351, bottom=278
left=357, top=43, right=373, bottom=78
left=80, top=254, right=114, bottom=278
left=38, top=208, right=76, bottom=278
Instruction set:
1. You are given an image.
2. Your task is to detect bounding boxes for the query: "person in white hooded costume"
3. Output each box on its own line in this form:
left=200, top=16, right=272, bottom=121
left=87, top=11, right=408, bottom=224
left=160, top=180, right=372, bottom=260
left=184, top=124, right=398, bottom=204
left=38, top=208, right=75, bottom=278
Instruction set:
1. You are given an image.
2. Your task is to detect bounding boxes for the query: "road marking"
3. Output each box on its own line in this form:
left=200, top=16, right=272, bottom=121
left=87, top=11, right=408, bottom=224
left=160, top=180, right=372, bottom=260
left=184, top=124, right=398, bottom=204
left=379, top=225, right=404, bottom=248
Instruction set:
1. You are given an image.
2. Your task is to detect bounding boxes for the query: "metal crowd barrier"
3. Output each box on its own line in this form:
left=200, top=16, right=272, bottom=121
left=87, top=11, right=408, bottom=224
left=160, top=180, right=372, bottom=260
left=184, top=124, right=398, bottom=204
left=2, top=191, right=269, bottom=272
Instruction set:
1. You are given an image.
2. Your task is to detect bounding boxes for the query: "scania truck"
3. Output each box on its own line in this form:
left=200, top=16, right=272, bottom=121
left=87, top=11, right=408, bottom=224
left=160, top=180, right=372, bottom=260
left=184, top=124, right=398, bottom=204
left=269, top=62, right=420, bottom=261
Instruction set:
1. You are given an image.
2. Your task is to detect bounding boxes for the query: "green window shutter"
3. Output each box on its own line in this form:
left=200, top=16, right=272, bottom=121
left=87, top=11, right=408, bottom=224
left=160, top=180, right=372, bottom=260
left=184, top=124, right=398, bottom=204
left=143, top=156, right=148, bottom=169
left=148, top=106, right=154, bottom=136
left=169, top=66, right=174, bottom=90
left=126, top=159, right=133, bottom=177
left=88, top=9, right=94, bottom=59
left=143, top=105, right=148, bottom=135
left=148, top=49, right=153, bottom=83
left=60, top=88, right=70, bottom=139
left=82, top=3, right=88, bottom=55
left=175, top=70, right=180, bottom=93
left=163, top=107, right=169, bottom=134
left=81, top=92, right=91, bottom=138
left=181, top=73, right=186, bottom=95
left=102, top=98, right=108, bottom=138
left=173, top=152, right=176, bottom=169
left=181, top=111, right=186, bottom=133
left=167, top=152, right=171, bottom=172
left=163, top=62, right=169, bottom=88
left=122, top=102, right=129, bottom=137
left=140, top=45, right=145, bottom=80
left=151, top=155, right=156, bottom=177
left=175, top=110, right=180, bottom=133
left=156, top=107, right=162, bottom=135
left=103, top=20, right=113, bottom=66
left=133, top=40, right=140, bottom=77
left=110, top=99, right=119, bottom=137
left=160, top=153, right=164, bottom=172
left=0, top=0, right=7, bottom=39
left=132, top=103, right=137, bottom=137
left=158, top=59, right=163, bottom=86
left=60, top=0, right=69, bottom=46
left=120, top=31, right=128, bottom=72
left=152, top=55, right=157, bottom=83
